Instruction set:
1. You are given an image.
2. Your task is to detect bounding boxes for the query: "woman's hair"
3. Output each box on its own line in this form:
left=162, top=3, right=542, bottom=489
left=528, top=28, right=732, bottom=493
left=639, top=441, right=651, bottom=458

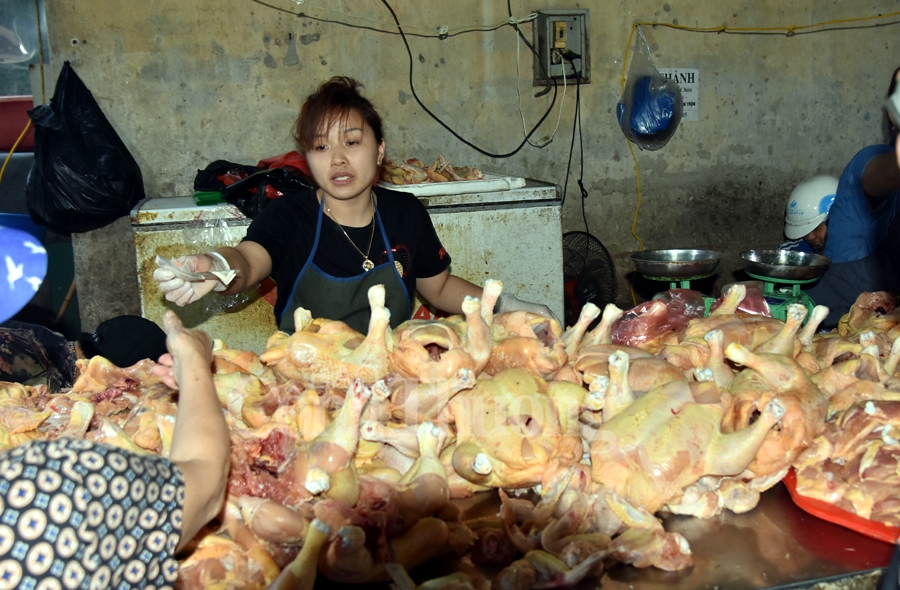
left=293, top=77, right=384, bottom=152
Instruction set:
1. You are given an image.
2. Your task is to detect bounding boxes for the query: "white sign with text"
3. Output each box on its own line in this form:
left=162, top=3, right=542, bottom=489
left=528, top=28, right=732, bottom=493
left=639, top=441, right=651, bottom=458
left=658, top=68, right=699, bottom=121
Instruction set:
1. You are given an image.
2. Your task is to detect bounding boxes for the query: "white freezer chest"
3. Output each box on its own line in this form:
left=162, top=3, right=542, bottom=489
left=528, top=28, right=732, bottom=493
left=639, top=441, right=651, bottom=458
left=131, top=179, right=563, bottom=353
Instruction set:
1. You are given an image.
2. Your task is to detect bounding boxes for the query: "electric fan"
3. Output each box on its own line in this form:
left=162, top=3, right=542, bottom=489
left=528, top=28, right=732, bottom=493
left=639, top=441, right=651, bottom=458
left=563, top=231, right=618, bottom=328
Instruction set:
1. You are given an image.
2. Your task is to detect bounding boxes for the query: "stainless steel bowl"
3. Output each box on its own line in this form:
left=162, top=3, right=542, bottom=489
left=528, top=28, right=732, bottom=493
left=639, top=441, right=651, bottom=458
left=739, top=249, right=831, bottom=281
left=631, top=249, right=724, bottom=280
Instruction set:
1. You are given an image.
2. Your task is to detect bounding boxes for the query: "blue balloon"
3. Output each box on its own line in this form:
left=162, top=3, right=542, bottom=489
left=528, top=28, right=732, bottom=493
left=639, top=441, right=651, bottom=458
left=0, top=227, right=48, bottom=324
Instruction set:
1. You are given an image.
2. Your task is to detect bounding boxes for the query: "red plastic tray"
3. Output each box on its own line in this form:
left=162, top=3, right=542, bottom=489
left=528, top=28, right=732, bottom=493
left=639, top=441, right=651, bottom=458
left=783, top=468, right=900, bottom=544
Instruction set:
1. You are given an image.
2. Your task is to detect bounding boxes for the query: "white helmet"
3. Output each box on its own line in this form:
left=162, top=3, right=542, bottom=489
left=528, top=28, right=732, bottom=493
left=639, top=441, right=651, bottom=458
left=784, top=175, right=838, bottom=240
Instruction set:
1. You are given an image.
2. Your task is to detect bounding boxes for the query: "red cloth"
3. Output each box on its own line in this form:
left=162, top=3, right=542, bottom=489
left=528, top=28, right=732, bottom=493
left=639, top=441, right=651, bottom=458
left=259, top=151, right=382, bottom=187
left=258, top=151, right=314, bottom=180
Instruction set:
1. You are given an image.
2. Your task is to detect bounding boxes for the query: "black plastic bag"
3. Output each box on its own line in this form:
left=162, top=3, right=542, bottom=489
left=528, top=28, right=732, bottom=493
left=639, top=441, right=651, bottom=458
left=194, top=160, right=313, bottom=218
left=26, top=62, right=146, bottom=234
left=616, top=26, right=683, bottom=151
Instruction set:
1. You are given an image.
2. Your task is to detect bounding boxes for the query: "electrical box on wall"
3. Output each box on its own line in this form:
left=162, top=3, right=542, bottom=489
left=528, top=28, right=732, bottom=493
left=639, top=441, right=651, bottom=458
left=533, top=9, right=590, bottom=85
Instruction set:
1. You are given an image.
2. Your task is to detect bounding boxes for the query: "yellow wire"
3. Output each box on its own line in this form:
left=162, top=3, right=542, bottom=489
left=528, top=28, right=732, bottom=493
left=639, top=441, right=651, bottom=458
left=621, top=12, right=900, bottom=77
left=620, top=11, right=900, bottom=305
left=628, top=138, right=643, bottom=307
left=34, top=0, right=46, bottom=103
left=0, top=121, right=32, bottom=185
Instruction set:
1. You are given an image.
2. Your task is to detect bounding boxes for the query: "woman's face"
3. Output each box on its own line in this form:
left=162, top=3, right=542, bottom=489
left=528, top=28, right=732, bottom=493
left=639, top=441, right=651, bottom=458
left=306, top=110, right=385, bottom=204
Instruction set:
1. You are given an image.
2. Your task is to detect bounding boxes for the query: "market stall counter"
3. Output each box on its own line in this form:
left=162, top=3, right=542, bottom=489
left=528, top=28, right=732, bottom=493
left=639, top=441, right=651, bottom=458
left=466, top=488, right=886, bottom=590
left=318, top=484, right=891, bottom=590
left=601, top=483, right=891, bottom=590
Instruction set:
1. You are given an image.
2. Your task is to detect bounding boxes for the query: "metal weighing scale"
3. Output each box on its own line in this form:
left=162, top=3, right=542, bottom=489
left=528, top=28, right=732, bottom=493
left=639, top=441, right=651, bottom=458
left=739, top=249, right=831, bottom=323
left=631, top=249, right=724, bottom=315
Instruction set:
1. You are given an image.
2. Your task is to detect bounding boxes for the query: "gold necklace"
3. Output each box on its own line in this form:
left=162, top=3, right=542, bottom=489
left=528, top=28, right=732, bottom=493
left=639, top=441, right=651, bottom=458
left=325, top=194, right=377, bottom=272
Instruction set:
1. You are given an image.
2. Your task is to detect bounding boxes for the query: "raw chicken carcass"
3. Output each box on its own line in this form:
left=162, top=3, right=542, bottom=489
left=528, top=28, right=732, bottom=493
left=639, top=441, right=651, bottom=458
left=589, top=373, right=786, bottom=514
left=260, top=285, right=393, bottom=388
left=839, top=291, right=900, bottom=338
left=388, top=368, right=476, bottom=424
left=723, top=343, right=828, bottom=477
left=443, top=369, right=584, bottom=490
left=485, top=310, right=568, bottom=380
left=389, top=280, right=501, bottom=382
left=793, top=399, right=900, bottom=525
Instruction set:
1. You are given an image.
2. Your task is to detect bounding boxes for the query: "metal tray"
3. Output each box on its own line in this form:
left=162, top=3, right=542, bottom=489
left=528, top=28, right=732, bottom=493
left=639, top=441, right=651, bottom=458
left=377, top=173, right=526, bottom=196
left=740, top=249, right=831, bottom=281
left=631, top=249, right=723, bottom=280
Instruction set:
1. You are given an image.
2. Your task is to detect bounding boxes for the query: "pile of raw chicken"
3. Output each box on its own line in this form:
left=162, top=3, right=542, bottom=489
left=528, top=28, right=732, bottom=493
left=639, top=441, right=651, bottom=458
left=3, top=280, right=900, bottom=590
left=380, top=155, right=484, bottom=185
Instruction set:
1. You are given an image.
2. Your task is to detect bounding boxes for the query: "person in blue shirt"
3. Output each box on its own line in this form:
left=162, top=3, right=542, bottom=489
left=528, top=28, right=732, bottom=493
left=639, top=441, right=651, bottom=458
left=803, top=69, right=900, bottom=327
left=779, top=175, right=838, bottom=255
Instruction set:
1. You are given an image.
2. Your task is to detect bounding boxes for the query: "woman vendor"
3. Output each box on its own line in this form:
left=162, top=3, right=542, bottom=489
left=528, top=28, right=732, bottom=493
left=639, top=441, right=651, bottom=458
left=152, top=76, right=555, bottom=333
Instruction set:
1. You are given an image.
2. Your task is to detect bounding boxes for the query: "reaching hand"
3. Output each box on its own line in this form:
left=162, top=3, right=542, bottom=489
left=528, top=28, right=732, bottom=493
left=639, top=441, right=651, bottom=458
left=152, top=253, right=227, bottom=307
left=495, top=292, right=561, bottom=325
left=151, top=310, right=212, bottom=389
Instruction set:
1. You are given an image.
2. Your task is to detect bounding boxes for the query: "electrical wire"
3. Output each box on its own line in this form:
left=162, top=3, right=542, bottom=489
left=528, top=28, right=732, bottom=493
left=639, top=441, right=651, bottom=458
left=517, top=43, right=566, bottom=147
left=576, top=74, right=589, bottom=234
left=252, top=0, right=561, bottom=155
left=379, top=0, right=557, bottom=158
left=627, top=138, right=644, bottom=307
left=34, top=0, right=46, bottom=103
left=254, top=0, right=521, bottom=38
left=0, top=121, right=32, bottom=184
left=560, top=55, right=581, bottom=227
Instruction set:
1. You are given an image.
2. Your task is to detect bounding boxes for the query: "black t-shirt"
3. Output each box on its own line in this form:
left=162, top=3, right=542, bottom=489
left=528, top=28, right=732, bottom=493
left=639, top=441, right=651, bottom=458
left=244, top=186, right=451, bottom=320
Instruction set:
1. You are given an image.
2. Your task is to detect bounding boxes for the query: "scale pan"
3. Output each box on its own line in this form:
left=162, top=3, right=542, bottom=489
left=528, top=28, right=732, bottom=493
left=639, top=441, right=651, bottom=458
left=631, top=249, right=723, bottom=280
left=740, top=249, right=831, bottom=281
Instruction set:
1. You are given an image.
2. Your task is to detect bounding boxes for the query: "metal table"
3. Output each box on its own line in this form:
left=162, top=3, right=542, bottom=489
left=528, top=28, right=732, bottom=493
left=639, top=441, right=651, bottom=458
left=434, top=483, right=893, bottom=590
left=602, top=483, right=891, bottom=590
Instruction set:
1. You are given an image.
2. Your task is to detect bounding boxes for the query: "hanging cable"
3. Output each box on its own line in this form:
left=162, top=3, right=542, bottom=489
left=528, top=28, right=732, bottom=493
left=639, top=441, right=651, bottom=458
left=575, top=74, right=589, bottom=233
left=253, top=0, right=519, bottom=38
left=252, top=0, right=561, bottom=154
left=34, top=0, right=46, bottom=102
left=379, top=0, right=557, bottom=158
left=560, top=54, right=581, bottom=221
left=517, top=39, right=566, bottom=147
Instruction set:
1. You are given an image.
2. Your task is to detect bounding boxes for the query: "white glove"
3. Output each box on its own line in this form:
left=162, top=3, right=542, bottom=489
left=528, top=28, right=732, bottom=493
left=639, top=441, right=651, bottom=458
left=152, top=252, right=232, bottom=307
left=495, top=292, right=560, bottom=325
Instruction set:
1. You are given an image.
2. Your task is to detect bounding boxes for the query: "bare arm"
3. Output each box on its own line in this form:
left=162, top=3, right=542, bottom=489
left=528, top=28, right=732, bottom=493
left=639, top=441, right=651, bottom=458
left=216, top=241, right=273, bottom=294
left=862, top=152, right=900, bottom=203
left=415, top=270, right=483, bottom=315
left=152, top=311, right=230, bottom=553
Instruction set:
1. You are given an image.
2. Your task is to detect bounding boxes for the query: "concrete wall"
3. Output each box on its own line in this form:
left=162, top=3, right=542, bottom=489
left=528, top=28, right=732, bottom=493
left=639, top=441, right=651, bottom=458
left=47, top=0, right=900, bottom=327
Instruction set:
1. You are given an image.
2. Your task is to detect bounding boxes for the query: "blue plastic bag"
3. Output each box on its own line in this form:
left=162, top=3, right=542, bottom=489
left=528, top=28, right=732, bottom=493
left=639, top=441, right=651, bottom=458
left=616, top=26, right=682, bottom=151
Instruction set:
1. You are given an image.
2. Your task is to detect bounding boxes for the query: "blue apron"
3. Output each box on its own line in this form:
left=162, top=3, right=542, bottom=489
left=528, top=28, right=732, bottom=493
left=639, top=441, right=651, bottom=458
left=277, top=194, right=410, bottom=334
